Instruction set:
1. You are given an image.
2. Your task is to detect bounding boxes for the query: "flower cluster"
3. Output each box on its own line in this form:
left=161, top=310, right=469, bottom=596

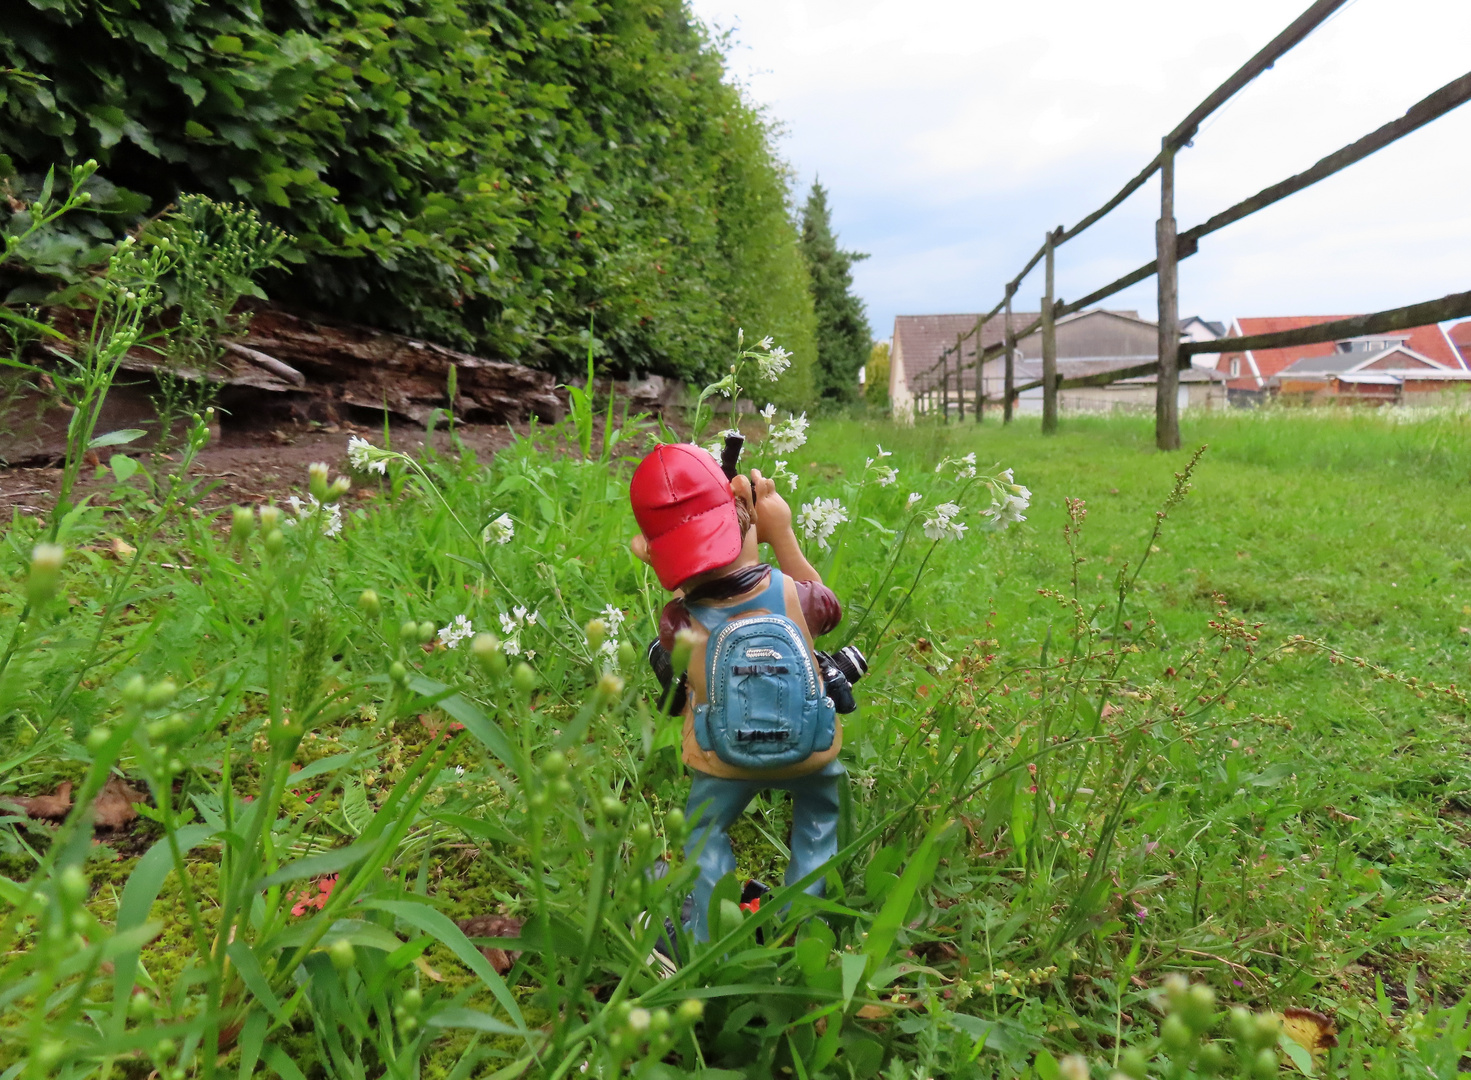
left=981, top=471, right=1031, bottom=530
left=286, top=495, right=343, bottom=538
left=923, top=501, right=967, bottom=541
left=771, top=459, right=798, bottom=492
left=596, top=604, right=626, bottom=664
left=752, top=340, right=791, bottom=383
left=496, top=605, right=540, bottom=657
left=865, top=445, right=897, bottom=487
left=483, top=512, right=515, bottom=545
left=437, top=614, right=475, bottom=649
left=906, top=492, right=923, bottom=512
left=767, top=411, right=809, bottom=454
left=797, top=497, right=848, bottom=550
left=935, top=451, right=978, bottom=479
left=347, top=435, right=391, bottom=475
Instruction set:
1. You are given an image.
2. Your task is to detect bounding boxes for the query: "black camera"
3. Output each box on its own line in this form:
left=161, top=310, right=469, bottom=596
left=816, top=645, right=868, bottom=714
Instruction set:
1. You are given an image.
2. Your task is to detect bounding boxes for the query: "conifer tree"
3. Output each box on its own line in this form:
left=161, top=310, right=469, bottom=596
left=800, top=181, right=871, bottom=401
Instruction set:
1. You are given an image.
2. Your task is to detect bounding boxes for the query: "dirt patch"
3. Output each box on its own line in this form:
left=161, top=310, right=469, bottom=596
left=0, top=418, right=530, bottom=516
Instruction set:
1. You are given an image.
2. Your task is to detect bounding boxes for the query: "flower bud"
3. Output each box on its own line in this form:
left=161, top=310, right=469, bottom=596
left=665, top=808, right=686, bottom=837
left=27, top=543, right=64, bottom=606
left=1118, top=1047, right=1149, bottom=1080
left=399, top=619, right=419, bottom=642
left=551, top=777, right=573, bottom=799
left=128, top=992, right=155, bottom=1020
left=600, top=796, right=625, bottom=821
left=1198, top=1042, right=1228, bottom=1075
left=617, top=640, right=636, bottom=670
left=1163, top=973, right=1189, bottom=1010
left=1160, top=1014, right=1192, bottom=1053
left=259, top=505, right=282, bottom=532
left=513, top=662, right=536, bottom=697
left=154, top=1038, right=177, bottom=1061
left=1059, top=1055, right=1089, bottom=1080
left=58, top=865, right=88, bottom=904
left=1230, top=1007, right=1254, bottom=1043
left=327, top=476, right=351, bottom=503
left=584, top=618, right=607, bottom=653
left=400, top=987, right=422, bottom=1014
left=631, top=822, right=653, bottom=846
left=676, top=998, right=704, bottom=1026
left=230, top=506, right=256, bottom=543
left=121, top=674, right=147, bottom=704
left=85, top=725, right=112, bottom=752
left=540, top=751, right=568, bottom=778
left=597, top=672, right=625, bottom=699
left=358, top=589, right=381, bottom=617
left=626, top=1007, right=651, bottom=1035
left=472, top=633, right=506, bottom=676
left=389, top=661, right=409, bottom=685
left=649, top=1008, right=671, bottom=1035
left=308, top=462, right=331, bottom=502
left=1251, top=1014, right=1282, bottom=1051
left=1252, top=1048, right=1277, bottom=1079
left=263, top=528, right=286, bottom=556
left=670, top=628, right=698, bottom=677
left=146, top=680, right=178, bottom=708
left=1183, top=984, right=1216, bottom=1031
left=328, top=938, right=356, bottom=972
left=416, top=620, right=436, bottom=644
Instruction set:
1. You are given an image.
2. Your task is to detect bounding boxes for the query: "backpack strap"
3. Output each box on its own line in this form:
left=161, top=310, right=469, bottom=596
left=685, top=568, right=787, bottom=632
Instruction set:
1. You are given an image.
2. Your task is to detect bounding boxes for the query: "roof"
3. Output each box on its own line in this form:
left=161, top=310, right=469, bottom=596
left=892, top=312, right=1037, bottom=393
left=1276, top=344, right=1451, bottom=377
left=1181, top=316, right=1226, bottom=337
left=1451, top=321, right=1471, bottom=364
left=1011, top=357, right=1225, bottom=385
left=1214, top=316, right=1467, bottom=391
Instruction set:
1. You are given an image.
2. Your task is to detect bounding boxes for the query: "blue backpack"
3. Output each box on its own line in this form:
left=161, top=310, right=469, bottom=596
left=686, top=569, right=836, bottom=770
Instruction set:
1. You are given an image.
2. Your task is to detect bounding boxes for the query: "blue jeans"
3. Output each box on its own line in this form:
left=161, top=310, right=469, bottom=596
left=683, top=759, right=846, bottom=942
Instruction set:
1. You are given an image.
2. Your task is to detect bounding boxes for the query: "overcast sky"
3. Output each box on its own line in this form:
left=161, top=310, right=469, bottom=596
left=687, top=0, right=1471, bottom=340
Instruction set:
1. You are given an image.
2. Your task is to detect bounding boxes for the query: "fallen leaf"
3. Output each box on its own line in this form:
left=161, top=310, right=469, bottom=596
left=1282, top=1007, right=1338, bottom=1056
left=92, top=776, right=147, bottom=829
left=110, top=536, right=137, bottom=559
left=289, top=874, right=338, bottom=917
left=856, top=1004, right=890, bottom=1019
left=414, top=956, right=444, bottom=982
left=457, top=914, right=523, bottom=974
left=5, top=781, right=74, bottom=820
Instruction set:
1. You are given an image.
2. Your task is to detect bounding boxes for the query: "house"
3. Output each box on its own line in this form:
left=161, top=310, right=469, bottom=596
left=1180, top=316, right=1226, bottom=346
left=1214, top=317, right=1468, bottom=404
left=1274, top=340, right=1471, bottom=401
left=891, top=308, right=1228, bottom=417
left=1450, top=321, right=1471, bottom=367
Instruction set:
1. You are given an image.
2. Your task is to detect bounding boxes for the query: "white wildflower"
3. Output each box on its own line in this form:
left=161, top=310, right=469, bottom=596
left=286, top=495, right=343, bottom=538
left=870, top=463, right=897, bottom=487
left=483, top=512, right=515, bottom=545
left=498, top=612, right=518, bottom=636
left=796, top=497, right=848, bottom=550
left=347, top=435, right=388, bottom=475
left=502, top=636, right=522, bottom=657
left=759, top=402, right=777, bottom=421
left=875, top=444, right=893, bottom=459
left=772, top=459, right=798, bottom=492
left=757, top=336, right=774, bottom=351
left=767, top=411, right=809, bottom=453
left=437, top=615, right=474, bottom=649
left=598, top=638, right=619, bottom=661
left=999, top=467, right=1014, bottom=484
left=981, top=492, right=1028, bottom=530
left=906, top=492, right=923, bottom=511
left=455, top=765, right=466, bottom=779
left=923, top=502, right=967, bottom=542
left=601, top=604, right=626, bottom=636
left=701, top=440, right=723, bottom=462
left=754, top=344, right=791, bottom=382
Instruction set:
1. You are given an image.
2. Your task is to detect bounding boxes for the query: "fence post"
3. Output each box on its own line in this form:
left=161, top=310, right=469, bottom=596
left=1156, top=142, right=1182, bottom=451
left=941, top=348, right=950, bottom=422
left=1041, top=230, right=1058, bottom=434
left=974, top=323, right=984, bottom=423
left=1003, top=292, right=1015, bottom=424
left=955, top=333, right=965, bottom=421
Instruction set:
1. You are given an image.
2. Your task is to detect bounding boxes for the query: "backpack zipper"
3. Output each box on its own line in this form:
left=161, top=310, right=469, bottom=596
left=707, top=616, right=817, bottom=706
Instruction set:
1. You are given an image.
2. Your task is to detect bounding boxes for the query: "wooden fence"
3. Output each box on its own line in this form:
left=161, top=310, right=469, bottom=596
left=906, top=0, right=1471, bottom=449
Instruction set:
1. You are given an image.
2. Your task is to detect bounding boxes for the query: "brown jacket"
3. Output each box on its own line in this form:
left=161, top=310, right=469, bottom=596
left=659, top=571, right=843, bottom=780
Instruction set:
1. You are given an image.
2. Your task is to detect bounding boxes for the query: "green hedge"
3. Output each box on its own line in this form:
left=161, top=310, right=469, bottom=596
left=0, top=0, right=816, bottom=399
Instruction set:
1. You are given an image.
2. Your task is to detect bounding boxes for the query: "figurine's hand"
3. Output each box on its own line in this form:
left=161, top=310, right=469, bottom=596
left=750, top=469, right=792, bottom=544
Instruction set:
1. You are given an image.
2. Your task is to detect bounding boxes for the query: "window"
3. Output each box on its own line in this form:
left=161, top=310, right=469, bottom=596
left=1229, top=357, right=1241, bottom=378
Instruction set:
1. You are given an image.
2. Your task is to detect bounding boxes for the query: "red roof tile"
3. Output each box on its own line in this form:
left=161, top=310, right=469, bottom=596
left=1215, top=316, right=1466, bottom=390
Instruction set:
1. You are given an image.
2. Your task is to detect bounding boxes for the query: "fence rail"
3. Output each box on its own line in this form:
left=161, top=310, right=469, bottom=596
left=904, top=0, right=1470, bottom=446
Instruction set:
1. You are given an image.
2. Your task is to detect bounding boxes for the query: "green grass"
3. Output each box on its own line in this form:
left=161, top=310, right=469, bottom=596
left=2, top=406, right=1470, bottom=1079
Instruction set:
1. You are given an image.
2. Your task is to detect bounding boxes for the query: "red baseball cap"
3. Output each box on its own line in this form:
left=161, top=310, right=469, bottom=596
left=630, top=444, right=741, bottom=589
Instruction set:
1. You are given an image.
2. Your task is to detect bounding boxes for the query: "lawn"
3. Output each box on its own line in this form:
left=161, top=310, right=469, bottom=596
left=2, top=404, right=1469, bottom=1078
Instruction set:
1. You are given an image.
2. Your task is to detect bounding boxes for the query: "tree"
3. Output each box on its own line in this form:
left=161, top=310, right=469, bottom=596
left=800, top=181, right=871, bottom=401
left=864, top=341, right=890, bottom=407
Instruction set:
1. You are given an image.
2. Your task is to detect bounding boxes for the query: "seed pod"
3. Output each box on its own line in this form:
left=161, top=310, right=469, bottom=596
left=1160, top=1013, right=1192, bottom=1053
left=1251, top=1013, right=1282, bottom=1051
left=676, top=998, right=704, bottom=1026
left=389, top=661, right=409, bottom=685
left=1058, top=1055, right=1089, bottom=1080
left=626, top=1007, right=651, bottom=1035
left=540, top=751, right=568, bottom=778
left=472, top=634, right=505, bottom=676
left=670, top=628, right=698, bottom=677
left=128, top=992, right=155, bottom=1020
left=263, top=528, right=286, bottom=556
left=58, top=865, right=87, bottom=905
left=121, top=675, right=147, bottom=704
left=649, top=1008, right=671, bottom=1035
left=600, top=796, right=625, bottom=821
left=598, top=672, right=625, bottom=699
left=513, top=662, right=536, bottom=696
left=1119, top=1046, right=1149, bottom=1080
left=631, top=822, right=653, bottom=846
left=416, top=620, right=436, bottom=644
left=616, top=640, right=635, bottom=670
left=400, top=987, right=423, bottom=1014
left=86, top=725, right=112, bottom=752
left=1252, top=1048, right=1277, bottom=1079
left=665, top=808, right=686, bottom=837
left=551, top=778, right=573, bottom=799
left=584, top=618, right=607, bottom=653
left=1183, top=984, right=1217, bottom=1032
left=358, top=589, right=381, bottom=617
left=399, top=619, right=419, bottom=642
left=259, top=505, right=282, bottom=532
left=1198, top=1042, right=1229, bottom=1075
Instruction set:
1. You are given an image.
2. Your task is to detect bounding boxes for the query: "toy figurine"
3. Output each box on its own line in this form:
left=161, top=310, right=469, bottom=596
left=630, top=439, right=866, bottom=942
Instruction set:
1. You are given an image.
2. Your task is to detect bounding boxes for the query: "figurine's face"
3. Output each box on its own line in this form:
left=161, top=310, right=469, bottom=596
left=631, top=475, right=757, bottom=589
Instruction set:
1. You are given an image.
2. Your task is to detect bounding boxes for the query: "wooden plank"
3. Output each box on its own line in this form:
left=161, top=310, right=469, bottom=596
left=1041, top=230, right=1058, bottom=434
left=1182, top=289, right=1471, bottom=356
left=1155, top=145, right=1181, bottom=451
left=955, top=332, right=965, bottom=421
left=1003, top=296, right=1015, bottom=424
